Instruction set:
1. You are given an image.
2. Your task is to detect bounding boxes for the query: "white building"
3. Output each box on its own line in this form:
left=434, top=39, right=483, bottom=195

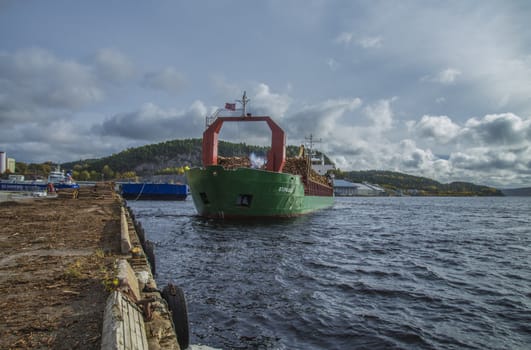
left=333, top=179, right=386, bottom=196
left=7, top=157, right=15, bottom=173
left=0, top=151, right=5, bottom=174
left=1, top=151, right=17, bottom=174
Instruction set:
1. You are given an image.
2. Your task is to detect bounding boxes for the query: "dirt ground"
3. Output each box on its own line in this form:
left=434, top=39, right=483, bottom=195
left=0, top=184, right=122, bottom=349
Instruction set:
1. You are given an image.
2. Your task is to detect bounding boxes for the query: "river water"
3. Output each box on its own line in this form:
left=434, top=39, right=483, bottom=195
left=127, top=196, right=531, bottom=350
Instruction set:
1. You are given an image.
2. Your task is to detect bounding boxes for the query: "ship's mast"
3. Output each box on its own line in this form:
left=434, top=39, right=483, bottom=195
left=305, top=134, right=322, bottom=162
left=205, top=91, right=251, bottom=128
left=237, top=91, right=250, bottom=117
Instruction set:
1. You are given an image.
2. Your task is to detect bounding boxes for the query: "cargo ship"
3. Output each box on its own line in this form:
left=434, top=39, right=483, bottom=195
left=120, top=183, right=188, bottom=200
left=186, top=92, right=334, bottom=219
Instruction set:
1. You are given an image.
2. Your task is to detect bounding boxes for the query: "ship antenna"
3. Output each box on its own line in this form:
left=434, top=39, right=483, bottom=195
left=305, top=134, right=322, bottom=162
left=237, top=91, right=250, bottom=117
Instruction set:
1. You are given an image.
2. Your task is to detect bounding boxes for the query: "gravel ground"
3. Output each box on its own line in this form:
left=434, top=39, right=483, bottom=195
left=0, top=184, right=122, bottom=349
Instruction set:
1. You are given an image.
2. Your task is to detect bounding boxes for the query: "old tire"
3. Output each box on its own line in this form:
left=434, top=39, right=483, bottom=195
left=162, top=283, right=190, bottom=349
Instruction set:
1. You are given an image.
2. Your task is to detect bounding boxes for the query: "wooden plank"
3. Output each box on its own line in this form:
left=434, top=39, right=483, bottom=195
left=101, top=291, right=148, bottom=350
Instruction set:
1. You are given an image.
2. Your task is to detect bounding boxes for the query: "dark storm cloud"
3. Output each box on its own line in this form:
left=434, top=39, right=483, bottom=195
left=284, top=98, right=362, bottom=139
left=450, top=148, right=526, bottom=172
left=0, top=48, right=103, bottom=123
left=96, top=101, right=207, bottom=141
left=463, top=113, right=530, bottom=146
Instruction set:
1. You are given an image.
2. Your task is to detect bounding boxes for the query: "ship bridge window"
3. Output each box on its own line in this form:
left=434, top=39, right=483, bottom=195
left=236, top=194, right=253, bottom=207
left=200, top=192, right=210, bottom=204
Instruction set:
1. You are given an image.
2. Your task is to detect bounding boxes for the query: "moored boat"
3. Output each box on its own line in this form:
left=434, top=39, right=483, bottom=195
left=120, top=183, right=189, bottom=200
left=186, top=92, right=334, bottom=219
left=0, top=165, right=79, bottom=192
left=0, top=180, right=47, bottom=192
left=46, top=165, right=80, bottom=189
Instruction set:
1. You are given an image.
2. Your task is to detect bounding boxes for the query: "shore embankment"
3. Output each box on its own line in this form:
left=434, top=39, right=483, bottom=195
left=0, top=185, right=181, bottom=349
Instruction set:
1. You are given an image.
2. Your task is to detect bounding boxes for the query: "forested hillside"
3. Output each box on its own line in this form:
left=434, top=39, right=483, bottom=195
left=500, top=187, right=531, bottom=196
left=58, top=138, right=332, bottom=180
left=332, top=170, right=502, bottom=196
left=10, top=138, right=502, bottom=195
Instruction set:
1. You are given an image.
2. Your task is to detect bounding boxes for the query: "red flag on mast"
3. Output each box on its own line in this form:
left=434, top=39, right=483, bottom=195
left=225, top=103, right=236, bottom=111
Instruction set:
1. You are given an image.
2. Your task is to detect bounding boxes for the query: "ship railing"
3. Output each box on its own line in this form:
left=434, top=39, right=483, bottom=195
left=303, top=178, right=333, bottom=196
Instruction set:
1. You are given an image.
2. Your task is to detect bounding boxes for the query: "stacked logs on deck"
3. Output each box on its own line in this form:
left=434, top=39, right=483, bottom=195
left=283, top=157, right=332, bottom=187
left=217, top=156, right=331, bottom=187
left=218, top=156, right=251, bottom=169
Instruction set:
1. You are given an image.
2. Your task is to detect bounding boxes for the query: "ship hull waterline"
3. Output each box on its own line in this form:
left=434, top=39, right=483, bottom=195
left=186, top=165, right=334, bottom=219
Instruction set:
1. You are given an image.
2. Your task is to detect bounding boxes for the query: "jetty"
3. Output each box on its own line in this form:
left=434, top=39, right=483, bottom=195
left=0, top=184, right=185, bottom=349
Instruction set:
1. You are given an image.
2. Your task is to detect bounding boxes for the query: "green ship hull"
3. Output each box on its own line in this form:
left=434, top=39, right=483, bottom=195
left=187, top=165, right=334, bottom=219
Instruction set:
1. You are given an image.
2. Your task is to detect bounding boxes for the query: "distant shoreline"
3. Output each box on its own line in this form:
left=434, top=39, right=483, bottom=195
left=500, top=187, right=531, bottom=196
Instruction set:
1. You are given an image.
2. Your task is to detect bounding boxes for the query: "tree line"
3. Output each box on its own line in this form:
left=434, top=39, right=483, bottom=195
left=331, top=169, right=503, bottom=196
left=6, top=138, right=501, bottom=195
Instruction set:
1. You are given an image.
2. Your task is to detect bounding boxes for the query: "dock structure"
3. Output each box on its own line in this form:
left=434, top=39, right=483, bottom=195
left=0, top=184, right=182, bottom=349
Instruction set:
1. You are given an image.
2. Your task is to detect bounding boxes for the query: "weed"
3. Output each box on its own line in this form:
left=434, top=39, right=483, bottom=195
left=64, top=259, right=84, bottom=280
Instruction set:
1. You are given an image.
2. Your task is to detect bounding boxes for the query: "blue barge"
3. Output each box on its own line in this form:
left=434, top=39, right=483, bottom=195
left=120, top=183, right=188, bottom=200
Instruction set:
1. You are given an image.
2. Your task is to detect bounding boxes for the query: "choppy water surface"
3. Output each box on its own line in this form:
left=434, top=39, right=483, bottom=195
left=127, top=197, right=531, bottom=350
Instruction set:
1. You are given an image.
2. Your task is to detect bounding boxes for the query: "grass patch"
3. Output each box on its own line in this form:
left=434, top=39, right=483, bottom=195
left=63, top=259, right=84, bottom=280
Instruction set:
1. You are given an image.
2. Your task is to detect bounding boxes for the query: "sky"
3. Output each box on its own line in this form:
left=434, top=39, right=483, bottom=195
left=1, top=1, right=530, bottom=188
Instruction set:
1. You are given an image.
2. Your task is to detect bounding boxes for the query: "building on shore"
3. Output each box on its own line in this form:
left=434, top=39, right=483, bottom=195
left=7, top=157, right=15, bottom=173
left=0, top=151, right=15, bottom=174
left=333, top=179, right=386, bottom=196
left=0, top=151, right=5, bottom=174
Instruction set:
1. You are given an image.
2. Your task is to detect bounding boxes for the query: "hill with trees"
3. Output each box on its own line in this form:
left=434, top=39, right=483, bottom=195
left=500, top=187, right=531, bottom=196
left=331, top=169, right=503, bottom=196
left=9, top=138, right=502, bottom=196
left=55, top=138, right=332, bottom=181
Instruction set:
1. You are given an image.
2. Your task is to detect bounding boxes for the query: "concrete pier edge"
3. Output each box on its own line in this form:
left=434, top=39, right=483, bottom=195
left=101, top=197, right=182, bottom=350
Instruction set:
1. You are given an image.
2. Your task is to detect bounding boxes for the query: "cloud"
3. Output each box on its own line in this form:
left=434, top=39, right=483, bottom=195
left=285, top=97, right=362, bottom=141
left=402, top=112, right=531, bottom=185
left=97, top=100, right=207, bottom=141
left=359, top=36, right=383, bottom=48
left=410, top=113, right=531, bottom=148
left=0, top=48, right=103, bottom=123
left=313, top=97, right=531, bottom=187
left=142, top=67, right=186, bottom=94
left=410, top=115, right=461, bottom=144
left=1, top=116, right=128, bottom=163
left=251, top=83, right=292, bottom=118
left=447, top=147, right=531, bottom=189
left=394, top=139, right=437, bottom=169
left=422, top=68, right=461, bottom=84
left=206, top=84, right=293, bottom=145
left=334, top=32, right=383, bottom=49
left=482, top=56, right=531, bottom=109
left=362, top=98, right=395, bottom=131
left=463, top=113, right=530, bottom=146
left=93, top=48, right=135, bottom=82
left=326, top=58, right=339, bottom=71
left=334, top=32, right=353, bottom=46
